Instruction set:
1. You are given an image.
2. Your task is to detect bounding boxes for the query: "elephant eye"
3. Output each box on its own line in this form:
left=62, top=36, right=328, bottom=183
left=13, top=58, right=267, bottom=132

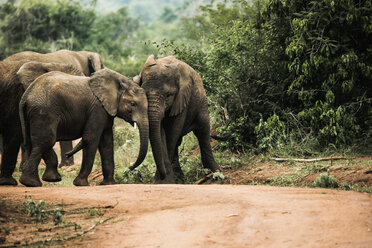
left=130, top=101, right=136, bottom=106
left=166, top=93, right=172, bottom=98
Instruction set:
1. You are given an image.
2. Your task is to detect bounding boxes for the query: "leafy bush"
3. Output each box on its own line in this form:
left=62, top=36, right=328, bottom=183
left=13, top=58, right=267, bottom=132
left=24, top=198, right=46, bottom=223
left=312, top=173, right=338, bottom=189
left=115, top=162, right=155, bottom=184
left=255, top=114, right=287, bottom=153
left=159, top=0, right=371, bottom=154
left=53, top=208, right=63, bottom=225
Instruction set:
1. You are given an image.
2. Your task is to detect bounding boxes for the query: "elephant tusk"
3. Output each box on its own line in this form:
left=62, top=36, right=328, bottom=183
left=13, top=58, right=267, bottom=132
left=134, top=122, right=137, bottom=129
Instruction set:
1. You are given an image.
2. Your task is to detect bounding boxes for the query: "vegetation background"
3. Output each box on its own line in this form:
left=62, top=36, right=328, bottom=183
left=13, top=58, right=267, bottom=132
left=0, top=0, right=371, bottom=190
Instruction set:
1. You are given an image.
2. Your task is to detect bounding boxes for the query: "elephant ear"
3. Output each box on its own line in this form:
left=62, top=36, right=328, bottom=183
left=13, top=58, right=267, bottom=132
left=89, top=70, right=121, bottom=117
left=17, top=62, right=83, bottom=90
left=133, top=74, right=141, bottom=85
left=144, top=54, right=157, bottom=68
left=88, top=53, right=104, bottom=75
left=169, top=63, right=194, bottom=117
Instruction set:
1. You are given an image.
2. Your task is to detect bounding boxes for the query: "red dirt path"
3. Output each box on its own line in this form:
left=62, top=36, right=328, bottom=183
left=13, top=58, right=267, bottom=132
left=1, top=184, right=371, bottom=247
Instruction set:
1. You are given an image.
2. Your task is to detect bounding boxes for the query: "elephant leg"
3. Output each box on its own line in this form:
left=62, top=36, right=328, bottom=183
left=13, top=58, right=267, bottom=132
left=0, top=128, right=21, bottom=186
left=41, top=148, right=61, bottom=182
left=193, top=115, right=220, bottom=172
left=172, top=146, right=185, bottom=183
left=19, top=143, right=29, bottom=172
left=19, top=146, right=43, bottom=187
left=154, top=126, right=175, bottom=184
left=20, top=117, right=59, bottom=187
left=98, top=128, right=116, bottom=185
left=59, top=141, right=74, bottom=167
left=73, top=136, right=100, bottom=187
left=170, top=136, right=185, bottom=183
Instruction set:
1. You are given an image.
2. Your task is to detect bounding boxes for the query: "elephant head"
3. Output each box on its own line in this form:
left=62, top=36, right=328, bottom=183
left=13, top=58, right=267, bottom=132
left=136, top=55, right=195, bottom=179
left=89, top=69, right=149, bottom=168
left=17, top=62, right=84, bottom=90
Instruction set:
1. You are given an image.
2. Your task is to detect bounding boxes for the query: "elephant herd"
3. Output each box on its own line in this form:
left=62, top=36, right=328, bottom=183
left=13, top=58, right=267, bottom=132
left=0, top=50, right=220, bottom=187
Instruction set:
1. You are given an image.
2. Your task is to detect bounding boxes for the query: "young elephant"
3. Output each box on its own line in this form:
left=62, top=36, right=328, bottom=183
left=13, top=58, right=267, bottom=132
left=18, top=67, right=149, bottom=187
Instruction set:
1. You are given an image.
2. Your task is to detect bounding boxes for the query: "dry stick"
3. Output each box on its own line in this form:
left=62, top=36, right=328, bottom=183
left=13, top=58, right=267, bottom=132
left=195, top=173, right=214, bottom=184
left=63, top=217, right=114, bottom=241
left=270, top=157, right=371, bottom=163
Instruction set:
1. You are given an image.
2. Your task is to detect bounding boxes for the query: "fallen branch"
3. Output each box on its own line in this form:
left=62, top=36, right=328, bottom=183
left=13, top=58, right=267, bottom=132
left=270, top=157, right=371, bottom=163
left=65, top=217, right=113, bottom=241
left=195, top=173, right=213, bottom=184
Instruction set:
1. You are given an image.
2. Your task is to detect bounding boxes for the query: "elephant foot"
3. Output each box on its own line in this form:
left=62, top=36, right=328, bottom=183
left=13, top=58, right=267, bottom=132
left=100, top=179, right=116, bottom=186
left=208, top=163, right=220, bottom=173
left=73, top=177, right=89, bottom=186
left=173, top=168, right=185, bottom=183
left=42, top=169, right=62, bottom=182
left=0, top=176, right=18, bottom=186
left=19, top=174, right=42, bottom=187
left=155, top=174, right=176, bottom=184
left=58, top=158, right=74, bottom=168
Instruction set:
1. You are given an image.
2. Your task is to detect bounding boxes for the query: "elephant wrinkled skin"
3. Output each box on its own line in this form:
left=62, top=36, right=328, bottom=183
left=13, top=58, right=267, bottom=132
left=133, top=55, right=220, bottom=183
left=18, top=67, right=149, bottom=187
left=0, top=50, right=104, bottom=186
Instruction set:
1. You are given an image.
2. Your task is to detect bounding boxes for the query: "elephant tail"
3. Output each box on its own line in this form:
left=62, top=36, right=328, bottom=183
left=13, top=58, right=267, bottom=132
left=65, top=140, right=83, bottom=158
left=19, top=96, right=31, bottom=151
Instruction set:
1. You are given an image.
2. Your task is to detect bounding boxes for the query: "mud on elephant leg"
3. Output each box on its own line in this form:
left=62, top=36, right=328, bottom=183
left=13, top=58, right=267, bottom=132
left=59, top=141, right=74, bottom=167
left=41, top=148, right=61, bottom=182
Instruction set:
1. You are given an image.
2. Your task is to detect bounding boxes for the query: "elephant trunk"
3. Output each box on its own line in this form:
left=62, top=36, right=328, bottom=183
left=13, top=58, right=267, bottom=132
left=147, top=101, right=166, bottom=179
left=130, top=118, right=149, bottom=169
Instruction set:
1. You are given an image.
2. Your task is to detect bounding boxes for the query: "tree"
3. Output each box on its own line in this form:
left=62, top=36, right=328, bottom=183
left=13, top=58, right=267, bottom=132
left=160, top=0, right=372, bottom=153
left=0, top=0, right=95, bottom=59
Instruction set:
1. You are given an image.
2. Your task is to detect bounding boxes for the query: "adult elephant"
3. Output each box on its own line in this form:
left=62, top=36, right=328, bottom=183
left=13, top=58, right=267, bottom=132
left=0, top=50, right=104, bottom=186
left=131, top=55, right=220, bottom=183
left=18, top=65, right=149, bottom=187
left=6, top=50, right=104, bottom=168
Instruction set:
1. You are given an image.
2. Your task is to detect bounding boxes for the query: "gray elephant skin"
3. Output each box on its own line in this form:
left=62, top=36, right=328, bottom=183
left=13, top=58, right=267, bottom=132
left=18, top=65, right=149, bottom=187
left=133, top=55, right=220, bottom=183
left=0, top=50, right=104, bottom=186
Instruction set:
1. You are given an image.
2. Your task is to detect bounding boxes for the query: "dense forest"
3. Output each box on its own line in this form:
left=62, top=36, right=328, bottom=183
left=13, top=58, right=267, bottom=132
left=0, top=0, right=371, bottom=156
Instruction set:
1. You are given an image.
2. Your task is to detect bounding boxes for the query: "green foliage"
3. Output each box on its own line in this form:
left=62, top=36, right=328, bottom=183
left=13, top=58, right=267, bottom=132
left=340, top=182, right=351, bottom=191
left=312, top=173, right=338, bottom=189
left=255, top=114, right=286, bottom=152
left=0, top=0, right=95, bottom=58
left=212, top=171, right=226, bottom=182
left=115, top=162, right=155, bottom=184
left=53, top=208, right=63, bottom=225
left=272, top=0, right=372, bottom=148
left=24, top=198, right=46, bottom=223
left=181, top=156, right=211, bottom=184
left=160, top=0, right=371, bottom=154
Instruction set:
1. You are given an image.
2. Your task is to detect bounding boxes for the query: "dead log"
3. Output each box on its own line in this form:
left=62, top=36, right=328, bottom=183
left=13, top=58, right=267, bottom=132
left=270, top=157, right=371, bottom=163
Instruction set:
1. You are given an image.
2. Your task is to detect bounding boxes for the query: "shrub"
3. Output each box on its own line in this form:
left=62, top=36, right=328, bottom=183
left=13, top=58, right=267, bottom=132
left=312, top=173, right=338, bottom=188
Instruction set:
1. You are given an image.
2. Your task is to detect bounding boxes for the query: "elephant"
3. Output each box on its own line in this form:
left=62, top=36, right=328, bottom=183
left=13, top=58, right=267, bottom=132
left=132, top=55, right=220, bottom=183
left=0, top=50, right=104, bottom=186
left=18, top=65, right=149, bottom=187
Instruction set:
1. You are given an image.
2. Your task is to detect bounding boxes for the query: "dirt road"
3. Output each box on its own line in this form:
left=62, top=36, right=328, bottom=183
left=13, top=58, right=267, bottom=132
left=1, top=184, right=371, bottom=247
